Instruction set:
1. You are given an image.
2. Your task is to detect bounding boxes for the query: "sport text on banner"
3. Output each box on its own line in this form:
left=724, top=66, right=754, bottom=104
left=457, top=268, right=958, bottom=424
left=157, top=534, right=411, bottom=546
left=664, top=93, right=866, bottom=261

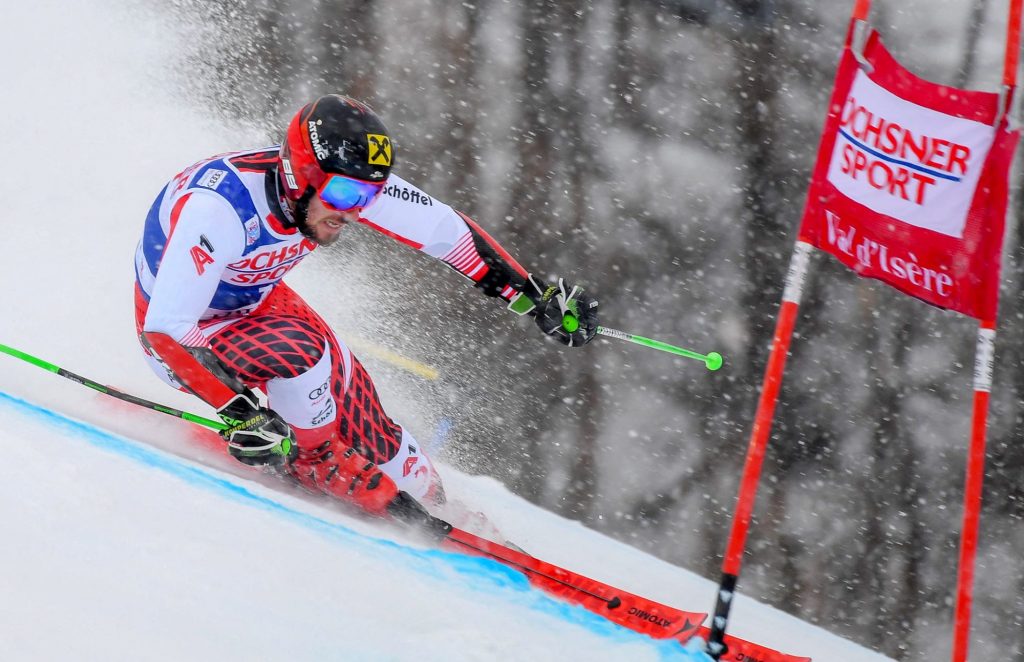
left=798, top=26, right=1019, bottom=320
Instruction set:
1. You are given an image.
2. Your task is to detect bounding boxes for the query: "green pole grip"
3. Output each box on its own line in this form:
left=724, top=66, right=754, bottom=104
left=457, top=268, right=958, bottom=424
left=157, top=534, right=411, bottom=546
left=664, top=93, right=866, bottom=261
left=0, top=343, right=61, bottom=374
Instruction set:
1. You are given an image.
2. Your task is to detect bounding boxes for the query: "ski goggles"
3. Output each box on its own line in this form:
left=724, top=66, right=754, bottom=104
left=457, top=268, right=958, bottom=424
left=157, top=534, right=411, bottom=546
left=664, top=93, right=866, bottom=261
left=317, top=174, right=385, bottom=212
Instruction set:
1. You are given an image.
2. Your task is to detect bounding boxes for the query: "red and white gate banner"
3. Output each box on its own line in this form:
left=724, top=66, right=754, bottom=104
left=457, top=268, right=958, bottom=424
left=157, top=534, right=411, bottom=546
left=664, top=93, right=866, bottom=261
left=798, top=25, right=1019, bottom=320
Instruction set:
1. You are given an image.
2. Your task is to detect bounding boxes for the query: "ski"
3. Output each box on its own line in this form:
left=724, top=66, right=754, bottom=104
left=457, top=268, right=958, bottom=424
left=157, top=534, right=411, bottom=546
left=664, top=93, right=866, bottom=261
left=0, top=344, right=810, bottom=661
left=439, top=525, right=810, bottom=662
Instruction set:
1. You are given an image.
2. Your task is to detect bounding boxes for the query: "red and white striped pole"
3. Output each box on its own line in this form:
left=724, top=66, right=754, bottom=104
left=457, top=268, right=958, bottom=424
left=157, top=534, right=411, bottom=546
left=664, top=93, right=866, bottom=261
left=951, top=4, right=1020, bottom=660
left=952, top=322, right=996, bottom=662
left=706, top=11, right=869, bottom=661
left=705, top=241, right=813, bottom=660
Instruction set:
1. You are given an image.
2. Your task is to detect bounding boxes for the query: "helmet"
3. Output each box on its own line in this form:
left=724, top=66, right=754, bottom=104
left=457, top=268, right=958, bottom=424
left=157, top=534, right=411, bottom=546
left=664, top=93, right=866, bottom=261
left=278, top=94, right=394, bottom=204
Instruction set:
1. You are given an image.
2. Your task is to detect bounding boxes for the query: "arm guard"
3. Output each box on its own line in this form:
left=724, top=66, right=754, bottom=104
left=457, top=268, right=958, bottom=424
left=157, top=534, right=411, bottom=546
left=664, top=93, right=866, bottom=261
left=442, top=211, right=550, bottom=318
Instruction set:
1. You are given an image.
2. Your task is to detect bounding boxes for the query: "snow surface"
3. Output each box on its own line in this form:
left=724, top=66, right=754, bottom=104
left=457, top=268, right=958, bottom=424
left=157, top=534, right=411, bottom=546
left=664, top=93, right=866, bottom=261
left=0, top=2, right=895, bottom=660
left=0, top=390, right=893, bottom=662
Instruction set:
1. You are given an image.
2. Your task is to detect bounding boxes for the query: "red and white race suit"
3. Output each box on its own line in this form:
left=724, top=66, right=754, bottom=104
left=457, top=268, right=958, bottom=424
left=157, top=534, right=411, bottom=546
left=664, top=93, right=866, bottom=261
left=134, top=147, right=532, bottom=509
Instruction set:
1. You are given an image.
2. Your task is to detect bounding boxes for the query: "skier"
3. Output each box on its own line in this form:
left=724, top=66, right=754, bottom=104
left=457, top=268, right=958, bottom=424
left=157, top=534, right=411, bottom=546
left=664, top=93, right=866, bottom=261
left=133, top=94, right=598, bottom=523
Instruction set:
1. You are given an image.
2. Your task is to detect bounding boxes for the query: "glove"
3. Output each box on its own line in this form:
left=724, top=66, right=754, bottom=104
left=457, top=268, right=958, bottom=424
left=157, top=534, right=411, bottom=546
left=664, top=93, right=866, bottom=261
left=521, top=274, right=599, bottom=347
left=217, top=392, right=295, bottom=466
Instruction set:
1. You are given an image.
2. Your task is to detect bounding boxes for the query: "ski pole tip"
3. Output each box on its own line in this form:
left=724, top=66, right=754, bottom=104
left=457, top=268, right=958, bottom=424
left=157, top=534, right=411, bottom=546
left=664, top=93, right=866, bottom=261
left=705, top=352, right=723, bottom=371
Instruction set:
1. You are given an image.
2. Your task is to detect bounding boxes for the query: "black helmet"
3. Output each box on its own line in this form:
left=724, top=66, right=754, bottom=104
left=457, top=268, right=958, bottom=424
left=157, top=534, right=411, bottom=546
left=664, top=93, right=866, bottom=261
left=279, top=94, right=394, bottom=203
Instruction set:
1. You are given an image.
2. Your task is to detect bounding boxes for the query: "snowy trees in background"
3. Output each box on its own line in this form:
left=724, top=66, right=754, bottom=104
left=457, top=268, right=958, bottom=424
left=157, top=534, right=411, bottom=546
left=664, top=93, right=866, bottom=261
left=165, top=0, right=1022, bottom=657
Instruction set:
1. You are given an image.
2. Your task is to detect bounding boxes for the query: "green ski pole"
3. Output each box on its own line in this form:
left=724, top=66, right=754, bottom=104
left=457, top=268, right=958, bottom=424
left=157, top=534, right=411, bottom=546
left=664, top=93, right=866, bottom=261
left=560, top=316, right=723, bottom=371
left=0, top=342, right=228, bottom=432
left=597, top=327, right=723, bottom=370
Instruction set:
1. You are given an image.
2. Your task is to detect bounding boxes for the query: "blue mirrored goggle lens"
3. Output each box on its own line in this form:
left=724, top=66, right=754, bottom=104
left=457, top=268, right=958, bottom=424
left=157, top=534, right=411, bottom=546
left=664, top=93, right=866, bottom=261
left=318, top=175, right=384, bottom=211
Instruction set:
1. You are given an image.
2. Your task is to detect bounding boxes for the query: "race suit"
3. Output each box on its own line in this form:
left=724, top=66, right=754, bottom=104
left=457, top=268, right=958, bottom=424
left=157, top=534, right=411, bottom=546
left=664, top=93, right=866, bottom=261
left=134, top=147, right=533, bottom=507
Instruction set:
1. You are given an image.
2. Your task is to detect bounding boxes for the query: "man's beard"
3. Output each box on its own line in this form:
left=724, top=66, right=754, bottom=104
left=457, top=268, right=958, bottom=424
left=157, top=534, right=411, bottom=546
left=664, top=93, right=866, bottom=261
left=297, top=217, right=319, bottom=242
left=298, top=218, right=343, bottom=246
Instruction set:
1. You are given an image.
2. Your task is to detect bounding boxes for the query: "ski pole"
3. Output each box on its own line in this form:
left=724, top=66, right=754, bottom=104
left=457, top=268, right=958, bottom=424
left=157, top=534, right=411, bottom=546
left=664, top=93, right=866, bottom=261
left=560, top=316, right=723, bottom=371
left=597, top=327, right=723, bottom=371
left=0, top=343, right=227, bottom=432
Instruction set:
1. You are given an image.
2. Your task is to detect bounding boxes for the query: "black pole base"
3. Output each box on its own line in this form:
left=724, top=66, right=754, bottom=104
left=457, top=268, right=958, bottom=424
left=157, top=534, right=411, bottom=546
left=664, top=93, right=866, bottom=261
left=706, top=572, right=738, bottom=660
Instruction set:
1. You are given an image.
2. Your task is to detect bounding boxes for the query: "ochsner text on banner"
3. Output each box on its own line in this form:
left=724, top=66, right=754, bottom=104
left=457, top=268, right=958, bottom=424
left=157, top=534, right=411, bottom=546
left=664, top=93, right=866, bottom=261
left=828, top=72, right=996, bottom=239
left=798, top=26, right=1018, bottom=320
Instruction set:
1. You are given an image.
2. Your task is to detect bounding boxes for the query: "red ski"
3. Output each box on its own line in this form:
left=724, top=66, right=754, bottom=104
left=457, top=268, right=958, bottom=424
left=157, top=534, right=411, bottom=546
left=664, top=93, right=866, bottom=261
left=0, top=345, right=808, bottom=659
left=441, top=526, right=810, bottom=662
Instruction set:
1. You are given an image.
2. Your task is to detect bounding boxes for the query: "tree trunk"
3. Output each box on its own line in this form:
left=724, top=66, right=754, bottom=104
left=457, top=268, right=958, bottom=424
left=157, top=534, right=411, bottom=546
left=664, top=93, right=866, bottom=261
left=507, top=0, right=562, bottom=504
left=439, top=2, right=484, bottom=212
left=555, top=1, right=602, bottom=520
left=954, top=0, right=990, bottom=89
left=316, top=0, right=380, bottom=100
left=858, top=287, right=922, bottom=658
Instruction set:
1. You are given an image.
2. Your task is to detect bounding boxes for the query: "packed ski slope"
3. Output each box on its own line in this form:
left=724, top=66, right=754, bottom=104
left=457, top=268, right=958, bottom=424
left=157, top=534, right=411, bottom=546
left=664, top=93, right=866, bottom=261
left=0, top=2, right=894, bottom=660
left=0, top=392, right=698, bottom=661
left=0, top=390, right=891, bottom=662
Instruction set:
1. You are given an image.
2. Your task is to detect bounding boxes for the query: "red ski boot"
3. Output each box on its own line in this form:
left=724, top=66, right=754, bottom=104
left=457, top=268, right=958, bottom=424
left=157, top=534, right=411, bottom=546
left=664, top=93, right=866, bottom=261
left=287, top=439, right=399, bottom=516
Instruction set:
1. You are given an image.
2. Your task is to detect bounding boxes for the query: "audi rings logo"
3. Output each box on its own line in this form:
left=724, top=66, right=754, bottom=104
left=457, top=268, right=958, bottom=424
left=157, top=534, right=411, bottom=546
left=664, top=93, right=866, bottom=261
left=308, top=381, right=330, bottom=400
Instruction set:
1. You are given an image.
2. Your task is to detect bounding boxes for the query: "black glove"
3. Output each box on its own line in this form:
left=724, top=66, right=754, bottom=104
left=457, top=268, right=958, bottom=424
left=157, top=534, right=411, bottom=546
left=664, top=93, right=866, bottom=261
left=521, top=274, right=599, bottom=347
left=217, top=392, right=295, bottom=466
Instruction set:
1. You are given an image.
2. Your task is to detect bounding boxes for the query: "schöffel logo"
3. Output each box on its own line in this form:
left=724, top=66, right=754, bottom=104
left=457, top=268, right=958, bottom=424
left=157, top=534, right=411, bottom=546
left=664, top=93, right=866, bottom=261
left=308, top=120, right=329, bottom=161
left=311, top=401, right=335, bottom=426
left=383, top=183, right=433, bottom=206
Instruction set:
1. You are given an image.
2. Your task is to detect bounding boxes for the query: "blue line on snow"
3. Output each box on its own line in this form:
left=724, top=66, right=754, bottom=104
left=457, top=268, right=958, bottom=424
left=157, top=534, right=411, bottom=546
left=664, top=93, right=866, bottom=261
left=0, top=389, right=708, bottom=661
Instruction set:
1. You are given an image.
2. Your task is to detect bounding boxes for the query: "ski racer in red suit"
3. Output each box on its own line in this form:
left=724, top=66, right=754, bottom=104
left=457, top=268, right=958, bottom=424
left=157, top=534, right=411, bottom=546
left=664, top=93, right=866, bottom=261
left=134, top=94, right=599, bottom=523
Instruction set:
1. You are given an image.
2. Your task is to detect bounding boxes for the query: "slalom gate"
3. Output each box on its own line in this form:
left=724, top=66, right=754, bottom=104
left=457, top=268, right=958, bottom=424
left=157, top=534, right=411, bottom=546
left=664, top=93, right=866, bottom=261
left=705, top=1, right=1022, bottom=661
